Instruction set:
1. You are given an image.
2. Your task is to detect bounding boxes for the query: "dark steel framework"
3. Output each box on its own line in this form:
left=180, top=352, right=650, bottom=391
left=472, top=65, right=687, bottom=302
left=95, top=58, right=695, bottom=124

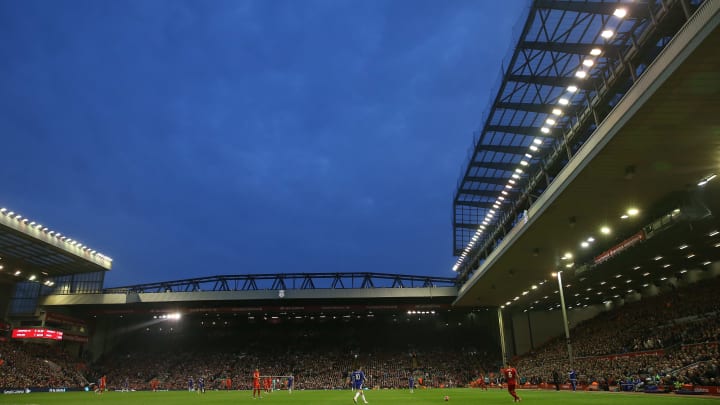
left=453, top=0, right=705, bottom=280
left=10, top=271, right=105, bottom=314
left=101, top=273, right=457, bottom=294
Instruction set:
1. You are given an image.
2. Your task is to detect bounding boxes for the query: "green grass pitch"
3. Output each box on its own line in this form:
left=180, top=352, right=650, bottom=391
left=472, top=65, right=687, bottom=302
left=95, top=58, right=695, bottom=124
left=1, top=388, right=717, bottom=405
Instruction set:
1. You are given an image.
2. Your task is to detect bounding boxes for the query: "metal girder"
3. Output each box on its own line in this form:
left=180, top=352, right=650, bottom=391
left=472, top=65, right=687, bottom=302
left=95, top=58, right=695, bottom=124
left=508, top=74, right=594, bottom=89
left=242, top=277, right=258, bottom=291
left=497, top=102, right=556, bottom=114
left=271, top=276, right=287, bottom=290
left=454, top=200, right=496, bottom=209
left=458, top=188, right=516, bottom=197
left=331, top=274, right=345, bottom=288
left=486, top=125, right=538, bottom=136
left=100, top=273, right=458, bottom=293
left=422, top=278, right=437, bottom=288
left=521, top=41, right=622, bottom=55
left=214, top=278, right=230, bottom=291
left=454, top=222, right=484, bottom=230
left=467, top=161, right=520, bottom=171
left=475, top=144, right=532, bottom=155
left=361, top=275, right=374, bottom=288
left=458, top=189, right=500, bottom=197
left=462, top=176, right=514, bottom=186
left=534, top=0, right=649, bottom=17
left=300, top=275, right=315, bottom=289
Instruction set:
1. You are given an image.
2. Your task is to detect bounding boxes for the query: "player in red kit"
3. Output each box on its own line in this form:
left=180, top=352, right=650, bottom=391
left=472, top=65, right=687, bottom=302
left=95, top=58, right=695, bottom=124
left=99, top=375, right=106, bottom=394
left=253, top=368, right=261, bottom=399
left=264, top=376, right=271, bottom=393
left=479, top=374, right=488, bottom=390
left=501, top=363, right=521, bottom=402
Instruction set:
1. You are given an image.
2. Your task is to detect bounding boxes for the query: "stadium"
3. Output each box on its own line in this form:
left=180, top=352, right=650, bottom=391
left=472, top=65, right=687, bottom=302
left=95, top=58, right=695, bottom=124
left=1, top=0, right=719, bottom=404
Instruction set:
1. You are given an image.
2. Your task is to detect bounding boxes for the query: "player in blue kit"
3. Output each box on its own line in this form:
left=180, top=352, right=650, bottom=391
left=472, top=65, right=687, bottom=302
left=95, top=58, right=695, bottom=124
left=188, top=376, right=194, bottom=392
left=408, top=375, right=414, bottom=393
left=351, top=367, right=368, bottom=404
left=569, top=369, right=578, bottom=392
left=287, top=375, right=294, bottom=394
left=197, top=376, right=205, bottom=394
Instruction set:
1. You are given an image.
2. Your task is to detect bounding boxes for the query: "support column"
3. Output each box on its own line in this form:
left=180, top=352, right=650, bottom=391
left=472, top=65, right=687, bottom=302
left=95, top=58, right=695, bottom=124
left=526, top=310, right=535, bottom=350
left=497, top=307, right=507, bottom=365
left=556, top=271, right=574, bottom=367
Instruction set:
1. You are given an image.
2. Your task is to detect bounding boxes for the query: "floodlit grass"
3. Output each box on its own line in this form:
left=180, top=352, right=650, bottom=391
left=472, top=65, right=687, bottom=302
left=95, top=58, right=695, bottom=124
left=1, top=388, right=717, bottom=405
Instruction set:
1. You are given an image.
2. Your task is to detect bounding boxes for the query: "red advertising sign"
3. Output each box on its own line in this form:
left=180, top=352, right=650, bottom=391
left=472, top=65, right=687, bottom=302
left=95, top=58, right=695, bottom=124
left=594, top=230, right=645, bottom=265
left=11, top=328, right=63, bottom=340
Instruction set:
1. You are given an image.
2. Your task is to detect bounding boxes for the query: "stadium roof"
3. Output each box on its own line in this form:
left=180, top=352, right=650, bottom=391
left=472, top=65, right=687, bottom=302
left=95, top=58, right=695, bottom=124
left=0, top=207, right=112, bottom=285
left=453, top=0, right=720, bottom=309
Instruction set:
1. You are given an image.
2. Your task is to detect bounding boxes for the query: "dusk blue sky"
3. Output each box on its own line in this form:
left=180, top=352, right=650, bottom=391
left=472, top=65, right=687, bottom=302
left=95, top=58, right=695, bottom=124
left=0, top=0, right=527, bottom=287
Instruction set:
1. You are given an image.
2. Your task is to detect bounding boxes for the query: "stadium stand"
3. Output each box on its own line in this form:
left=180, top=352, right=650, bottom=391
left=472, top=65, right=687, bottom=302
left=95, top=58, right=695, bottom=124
left=516, top=276, right=720, bottom=389
left=2, top=276, right=717, bottom=391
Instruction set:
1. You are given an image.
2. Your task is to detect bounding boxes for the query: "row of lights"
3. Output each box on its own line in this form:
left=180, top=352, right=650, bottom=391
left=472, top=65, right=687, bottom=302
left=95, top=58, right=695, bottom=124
left=508, top=229, right=719, bottom=311
left=0, top=257, right=55, bottom=286
left=698, top=174, right=717, bottom=187
left=566, top=207, right=641, bottom=268
left=406, top=310, right=436, bottom=315
left=148, top=311, right=446, bottom=321
left=501, top=204, right=639, bottom=308
left=0, top=207, right=112, bottom=262
left=4, top=269, right=55, bottom=286
left=152, top=313, right=182, bottom=320
left=453, top=7, right=631, bottom=273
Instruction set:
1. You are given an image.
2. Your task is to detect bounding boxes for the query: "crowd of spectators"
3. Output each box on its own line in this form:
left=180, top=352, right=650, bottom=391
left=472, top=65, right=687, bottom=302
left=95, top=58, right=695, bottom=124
left=0, top=341, right=87, bottom=389
left=87, top=347, right=497, bottom=391
left=515, top=277, right=720, bottom=388
left=82, top=313, right=499, bottom=391
left=2, top=276, right=719, bottom=390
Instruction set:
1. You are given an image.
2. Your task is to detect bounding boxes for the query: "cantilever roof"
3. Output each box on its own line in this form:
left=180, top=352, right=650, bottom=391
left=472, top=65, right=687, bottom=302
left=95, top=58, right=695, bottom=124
left=454, top=0, right=696, bottom=268
left=0, top=210, right=111, bottom=285
left=453, top=0, right=720, bottom=308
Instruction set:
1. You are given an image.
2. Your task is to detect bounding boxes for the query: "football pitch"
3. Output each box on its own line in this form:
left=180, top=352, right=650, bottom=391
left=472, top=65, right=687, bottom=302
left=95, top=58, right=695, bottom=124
left=1, top=389, right=718, bottom=405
